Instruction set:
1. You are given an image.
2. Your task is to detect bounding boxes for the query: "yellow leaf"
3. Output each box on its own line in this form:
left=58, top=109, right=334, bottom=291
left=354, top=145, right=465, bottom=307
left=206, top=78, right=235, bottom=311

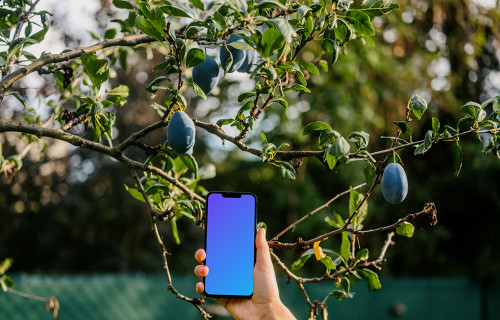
left=313, top=241, right=326, bottom=260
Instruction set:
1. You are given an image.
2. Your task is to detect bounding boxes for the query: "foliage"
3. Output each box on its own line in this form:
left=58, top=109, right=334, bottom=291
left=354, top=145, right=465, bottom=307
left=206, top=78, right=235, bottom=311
left=0, top=0, right=499, bottom=319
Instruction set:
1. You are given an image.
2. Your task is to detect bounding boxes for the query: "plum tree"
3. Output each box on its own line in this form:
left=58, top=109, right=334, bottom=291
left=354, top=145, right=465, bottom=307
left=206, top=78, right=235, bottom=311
left=219, top=35, right=247, bottom=73
left=192, top=55, right=220, bottom=95
left=0, top=1, right=498, bottom=319
left=381, top=163, right=408, bottom=204
left=167, top=111, right=196, bottom=155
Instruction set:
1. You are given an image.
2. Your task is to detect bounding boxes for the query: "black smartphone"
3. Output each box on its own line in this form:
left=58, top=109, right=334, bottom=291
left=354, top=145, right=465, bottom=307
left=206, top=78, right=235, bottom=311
left=203, top=191, right=257, bottom=298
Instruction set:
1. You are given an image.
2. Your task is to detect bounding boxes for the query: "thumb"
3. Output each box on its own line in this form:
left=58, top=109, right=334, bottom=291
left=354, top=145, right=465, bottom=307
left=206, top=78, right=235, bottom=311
left=255, top=228, right=273, bottom=271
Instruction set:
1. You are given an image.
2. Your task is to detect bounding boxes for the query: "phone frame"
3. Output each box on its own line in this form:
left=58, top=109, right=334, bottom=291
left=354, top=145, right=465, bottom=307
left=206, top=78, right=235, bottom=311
left=203, top=191, right=257, bottom=298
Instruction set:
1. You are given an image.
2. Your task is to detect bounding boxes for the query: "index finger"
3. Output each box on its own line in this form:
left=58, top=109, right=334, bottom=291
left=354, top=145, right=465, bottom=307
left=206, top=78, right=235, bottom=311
left=195, top=249, right=206, bottom=263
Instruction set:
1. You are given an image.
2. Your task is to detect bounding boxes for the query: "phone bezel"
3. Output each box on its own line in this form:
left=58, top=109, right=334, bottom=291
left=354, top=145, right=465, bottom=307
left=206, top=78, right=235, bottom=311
left=203, top=191, right=257, bottom=298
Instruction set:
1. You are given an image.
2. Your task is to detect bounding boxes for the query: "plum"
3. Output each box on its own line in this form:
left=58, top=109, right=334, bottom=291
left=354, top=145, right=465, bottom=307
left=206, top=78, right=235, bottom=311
left=237, top=50, right=257, bottom=73
left=220, top=35, right=246, bottom=73
left=192, top=55, right=220, bottom=95
left=167, top=111, right=195, bottom=154
left=381, top=163, right=408, bottom=204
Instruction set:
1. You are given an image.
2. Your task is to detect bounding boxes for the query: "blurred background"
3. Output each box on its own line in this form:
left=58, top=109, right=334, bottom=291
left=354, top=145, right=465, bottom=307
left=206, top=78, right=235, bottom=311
left=1, top=0, right=499, bottom=319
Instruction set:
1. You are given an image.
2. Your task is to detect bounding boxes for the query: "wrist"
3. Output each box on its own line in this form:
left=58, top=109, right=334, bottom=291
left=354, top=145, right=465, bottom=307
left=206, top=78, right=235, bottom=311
left=261, top=302, right=295, bottom=320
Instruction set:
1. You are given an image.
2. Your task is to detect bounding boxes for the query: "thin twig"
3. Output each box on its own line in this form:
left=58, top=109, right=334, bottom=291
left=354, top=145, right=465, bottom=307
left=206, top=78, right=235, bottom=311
left=131, top=169, right=211, bottom=319
left=270, top=251, right=315, bottom=317
left=272, top=183, right=366, bottom=241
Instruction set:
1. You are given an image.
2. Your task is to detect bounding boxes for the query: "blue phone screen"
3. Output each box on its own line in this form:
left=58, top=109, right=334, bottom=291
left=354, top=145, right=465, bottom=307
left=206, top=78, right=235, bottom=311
left=205, top=193, right=256, bottom=296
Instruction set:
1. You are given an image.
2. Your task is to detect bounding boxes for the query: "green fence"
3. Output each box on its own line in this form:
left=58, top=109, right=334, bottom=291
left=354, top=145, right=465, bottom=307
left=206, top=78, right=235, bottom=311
left=1, top=275, right=498, bottom=319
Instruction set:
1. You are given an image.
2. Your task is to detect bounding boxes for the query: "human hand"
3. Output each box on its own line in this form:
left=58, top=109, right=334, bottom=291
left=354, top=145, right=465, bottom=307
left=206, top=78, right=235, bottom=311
left=194, top=228, right=296, bottom=320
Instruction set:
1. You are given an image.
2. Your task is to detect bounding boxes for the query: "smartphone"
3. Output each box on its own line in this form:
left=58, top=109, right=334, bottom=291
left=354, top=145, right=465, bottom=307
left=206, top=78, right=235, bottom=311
left=204, top=191, right=257, bottom=298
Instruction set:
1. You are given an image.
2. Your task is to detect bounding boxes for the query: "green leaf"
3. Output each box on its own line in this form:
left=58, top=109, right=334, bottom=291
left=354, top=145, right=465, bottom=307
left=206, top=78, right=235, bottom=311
left=299, top=61, right=319, bottom=75
left=9, top=92, right=27, bottom=108
left=340, top=232, right=350, bottom=262
left=161, top=5, right=192, bottom=18
left=286, top=84, right=311, bottom=93
left=297, top=5, right=312, bottom=23
left=343, top=10, right=375, bottom=36
left=453, top=142, right=463, bottom=177
left=188, top=0, right=204, bottom=10
left=0, top=258, right=13, bottom=275
left=179, top=154, right=199, bottom=179
left=291, top=254, right=311, bottom=271
left=227, top=41, right=254, bottom=51
left=266, top=18, right=297, bottom=43
left=216, top=118, right=233, bottom=127
left=186, top=48, right=205, bottom=68
left=364, top=163, right=376, bottom=183
left=261, top=28, right=284, bottom=57
left=135, top=6, right=166, bottom=42
left=393, top=121, right=412, bottom=136
left=255, top=0, right=287, bottom=9
left=192, top=81, right=207, bottom=99
left=359, top=268, right=382, bottom=292
left=350, top=189, right=368, bottom=228
left=113, top=0, right=134, bottom=9
left=171, top=218, right=181, bottom=244
left=415, top=130, right=433, bottom=155
left=146, top=76, right=170, bottom=93
left=410, top=94, right=428, bottom=120
left=323, top=137, right=350, bottom=170
left=104, top=28, right=117, bottom=39
left=337, top=0, right=354, bottom=10
left=81, top=52, right=109, bottom=90
left=124, top=185, right=146, bottom=203
left=432, top=117, right=440, bottom=136
left=347, top=131, right=369, bottom=149
left=303, top=121, right=332, bottom=135
left=328, top=290, right=355, bottom=301
left=279, top=161, right=296, bottom=181
left=319, top=130, right=341, bottom=146
left=320, top=256, right=336, bottom=270
left=396, top=221, right=415, bottom=238
left=354, top=0, right=400, bottom=19
left=238, top=92, right=256, bottom=102
left=355, top=248, right=369, bottom=262
left=0, top=275, right=15, bottom=292
left=259, top=132, right=268, bottom=146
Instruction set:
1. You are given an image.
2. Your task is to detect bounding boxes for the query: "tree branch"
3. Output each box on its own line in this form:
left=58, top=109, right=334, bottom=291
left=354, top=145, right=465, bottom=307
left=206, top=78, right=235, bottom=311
left=6, top=287, right=59, bottom=319
left=272, top=183, right=366, bottom=241
left=269, top=203, right=434, bottom=249
left=0, top=120, right=205, bottom=204
left=131, top=169, right=211, bottom=319
left=270, top=251, right=315, bottom=318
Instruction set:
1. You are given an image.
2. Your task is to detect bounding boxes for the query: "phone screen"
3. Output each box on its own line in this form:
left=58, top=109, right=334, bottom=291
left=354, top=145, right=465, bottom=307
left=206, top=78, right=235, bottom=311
left=204, top=192, right=256, bottom=297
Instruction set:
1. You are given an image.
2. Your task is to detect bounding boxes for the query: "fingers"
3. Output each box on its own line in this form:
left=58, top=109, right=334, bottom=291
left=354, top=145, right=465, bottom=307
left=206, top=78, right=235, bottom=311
left=194, top=265, right=209, bottom=279
left=255, top=228, right=273, bottom=271
left=194, top=249, right=206, bottom=263
left=196, top=282, right=205, bottom=295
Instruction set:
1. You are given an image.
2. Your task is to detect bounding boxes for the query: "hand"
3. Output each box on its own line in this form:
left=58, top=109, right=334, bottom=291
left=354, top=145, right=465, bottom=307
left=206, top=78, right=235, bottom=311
left=194, top=228, right=296, bottom=320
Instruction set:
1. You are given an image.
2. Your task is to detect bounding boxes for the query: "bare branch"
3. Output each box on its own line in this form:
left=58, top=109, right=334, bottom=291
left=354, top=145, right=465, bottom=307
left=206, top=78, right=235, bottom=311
left=270, top=251, right=315, bottom=318
left=272, top=183, right=366, bottom=241
left=6, top=287, right=59, bottom=318
left=131, top=169, right=211, bottom=319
